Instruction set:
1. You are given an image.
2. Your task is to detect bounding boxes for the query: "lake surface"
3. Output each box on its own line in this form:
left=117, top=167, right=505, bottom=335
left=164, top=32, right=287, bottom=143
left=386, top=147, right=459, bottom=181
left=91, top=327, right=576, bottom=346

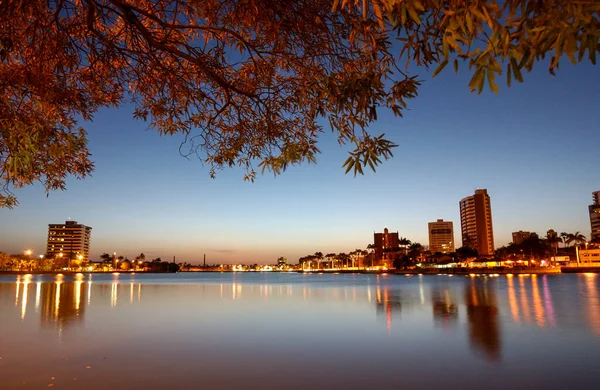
left=1, top=272, right=599, bottom=389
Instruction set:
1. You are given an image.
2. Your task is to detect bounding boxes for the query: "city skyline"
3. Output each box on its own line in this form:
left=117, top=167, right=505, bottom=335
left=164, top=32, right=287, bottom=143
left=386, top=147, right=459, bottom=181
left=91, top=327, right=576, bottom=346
left=0, top=62, right=598, bottom=264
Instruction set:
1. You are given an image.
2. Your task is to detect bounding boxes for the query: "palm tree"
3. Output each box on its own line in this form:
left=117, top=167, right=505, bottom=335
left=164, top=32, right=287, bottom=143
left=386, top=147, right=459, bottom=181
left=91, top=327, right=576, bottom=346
left=399, top=237, right=411, bottom=254
left=325, top=253, right=336, bottom=269
left=408, top=243, right=424, bottom=261
left=399, top=237, right=411, bottom=246
left=314, top=252, right=323, bottom=270
left=348, top=249, right=359, bottom=268
left=546, top=235, right=562, bottom=260
left=366, top=244, right=375, bottom=268
left=566, top=232, right=587, bottom=247
left=560, top=232, right=570, bottom=248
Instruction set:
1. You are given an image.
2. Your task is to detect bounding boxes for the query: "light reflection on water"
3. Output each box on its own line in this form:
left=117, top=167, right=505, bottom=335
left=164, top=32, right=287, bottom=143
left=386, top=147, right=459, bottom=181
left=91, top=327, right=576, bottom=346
left=0, top=273, right=599, bottom=389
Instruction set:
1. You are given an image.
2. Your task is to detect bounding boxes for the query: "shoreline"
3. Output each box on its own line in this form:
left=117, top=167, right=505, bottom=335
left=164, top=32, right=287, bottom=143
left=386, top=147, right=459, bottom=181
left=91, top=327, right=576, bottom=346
left=1, top=267, right=599, bottom=276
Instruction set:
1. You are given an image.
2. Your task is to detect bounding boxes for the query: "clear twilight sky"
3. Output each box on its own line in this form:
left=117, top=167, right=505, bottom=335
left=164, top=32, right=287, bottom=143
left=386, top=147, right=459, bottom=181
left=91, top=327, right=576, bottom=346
left=0, top=61, right=598, bottom=264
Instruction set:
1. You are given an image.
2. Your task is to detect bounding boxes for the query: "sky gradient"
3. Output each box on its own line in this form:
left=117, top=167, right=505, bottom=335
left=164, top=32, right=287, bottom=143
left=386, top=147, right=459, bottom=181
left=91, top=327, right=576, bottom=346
left=1, top=61, right=598, bottom=264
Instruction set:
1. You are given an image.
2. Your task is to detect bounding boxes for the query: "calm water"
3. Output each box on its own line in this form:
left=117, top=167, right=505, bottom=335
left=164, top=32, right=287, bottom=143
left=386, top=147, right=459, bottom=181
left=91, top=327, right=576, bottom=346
left=1, top=272, right=599, bottom=389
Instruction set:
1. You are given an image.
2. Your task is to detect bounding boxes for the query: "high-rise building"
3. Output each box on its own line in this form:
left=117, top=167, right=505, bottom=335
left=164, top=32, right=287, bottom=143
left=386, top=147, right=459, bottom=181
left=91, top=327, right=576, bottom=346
left=373, top=227, right=399, bottom=266
left=590, top=190, right=600, bottom=242
left=512, top=231, right=532, bottom=245
left=46, top=220, right=92, bottom=262
left=428, top=219, right=455, bottom=253
left=459, top=189, right=495, bottom=257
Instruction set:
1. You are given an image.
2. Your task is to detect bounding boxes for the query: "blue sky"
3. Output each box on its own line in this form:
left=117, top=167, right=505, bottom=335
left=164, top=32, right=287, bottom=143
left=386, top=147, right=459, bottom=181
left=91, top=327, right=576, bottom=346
left=1, top=61, right=598, bottom=264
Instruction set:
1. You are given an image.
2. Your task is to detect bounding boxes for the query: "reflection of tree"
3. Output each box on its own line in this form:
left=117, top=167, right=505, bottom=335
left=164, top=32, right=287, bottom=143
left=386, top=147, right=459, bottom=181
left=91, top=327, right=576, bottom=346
left=465, top=281, right=501, bottom=361
left=40, top=282, right=86, bottom=331
left=432, top=287, right=458, bottom=327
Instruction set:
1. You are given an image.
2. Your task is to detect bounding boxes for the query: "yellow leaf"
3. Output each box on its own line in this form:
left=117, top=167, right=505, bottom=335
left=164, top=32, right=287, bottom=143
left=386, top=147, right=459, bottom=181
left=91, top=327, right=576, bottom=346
left=432, top=59, right=448, bottom=77
left=407, top=5, right=421, bottom=24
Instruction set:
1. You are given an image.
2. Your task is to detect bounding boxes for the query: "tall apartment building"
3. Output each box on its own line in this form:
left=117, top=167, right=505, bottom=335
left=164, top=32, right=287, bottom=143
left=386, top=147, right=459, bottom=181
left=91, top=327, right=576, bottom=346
left=46, top=220, right=92, bottom=262
left=459, top=189, right=495, bottom=257
left=428, top=219, right=455, bottom=253
left=590, top=190, right=600, bottom=242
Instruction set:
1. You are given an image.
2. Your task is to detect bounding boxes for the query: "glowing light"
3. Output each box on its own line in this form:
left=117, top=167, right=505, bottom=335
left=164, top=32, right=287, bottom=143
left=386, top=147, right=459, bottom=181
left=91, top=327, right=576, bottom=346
left=55, top=280, right=62, bottom=317
left=507, top=276, right=520, bottom=323
left=15, top=275, right=21, bottom=307
left=542, top=276, right=556, bottom=326
left=583, top=274, right=600, bottom=337
left=111, top=282, right=118, bottom=308
left=35, top=281, right=41, bottom=311
left=21, top=277, right=30, bottom=320
left=519, top=277, right=531, bottom=323
left=75, top=280, right=82, bottom=311
left=130, top=282, right=134, bottom=304
left=531, top=275, right=546, bottom=327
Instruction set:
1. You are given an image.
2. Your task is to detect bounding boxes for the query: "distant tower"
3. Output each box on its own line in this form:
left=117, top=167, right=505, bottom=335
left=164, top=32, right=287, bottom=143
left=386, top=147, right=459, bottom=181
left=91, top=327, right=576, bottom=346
left=459, top=189, right=495, bottom=257
left=428, top=219, right=454, bottom=253
left=590, top=191, right=600, bottom=242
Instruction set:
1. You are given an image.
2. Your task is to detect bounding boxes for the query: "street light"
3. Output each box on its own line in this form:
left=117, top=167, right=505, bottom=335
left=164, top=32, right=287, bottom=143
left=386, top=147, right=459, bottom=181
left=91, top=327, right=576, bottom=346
left=76, top=254, right=83, bottom=272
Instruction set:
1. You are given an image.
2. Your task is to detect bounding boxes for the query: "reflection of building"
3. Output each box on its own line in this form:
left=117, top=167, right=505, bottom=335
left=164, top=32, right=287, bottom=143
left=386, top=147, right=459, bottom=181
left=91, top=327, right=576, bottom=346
left=428, top=219, right=455, bottom=253
left=373, top=227, right=399, bottom=267
left=465, top=281, right=501, bottom=361
left=460, top=189, right=495, bottom=256
left=432, top=288, right=458, bottom=326
left=375, top=286, right=403, bottom=329
left=512, top=231, right=533, bottom=245
left=589, top=191, right=600, bottom=242
left=46, top=220, right=92, bottom=263
left=40, top=281, right=86, bottom=330
left=583, top=274, right=600, bottom=338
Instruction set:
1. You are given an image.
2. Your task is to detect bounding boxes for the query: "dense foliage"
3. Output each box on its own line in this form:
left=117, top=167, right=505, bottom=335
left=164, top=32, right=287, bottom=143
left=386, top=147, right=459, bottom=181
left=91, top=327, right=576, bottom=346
left=2, top=0, right=598, bottom=206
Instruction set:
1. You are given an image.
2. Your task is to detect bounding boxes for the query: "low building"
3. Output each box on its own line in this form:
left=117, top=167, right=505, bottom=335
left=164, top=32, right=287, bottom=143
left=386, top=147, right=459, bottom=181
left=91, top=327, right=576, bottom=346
left=579, top=249, right=600, bottom=265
